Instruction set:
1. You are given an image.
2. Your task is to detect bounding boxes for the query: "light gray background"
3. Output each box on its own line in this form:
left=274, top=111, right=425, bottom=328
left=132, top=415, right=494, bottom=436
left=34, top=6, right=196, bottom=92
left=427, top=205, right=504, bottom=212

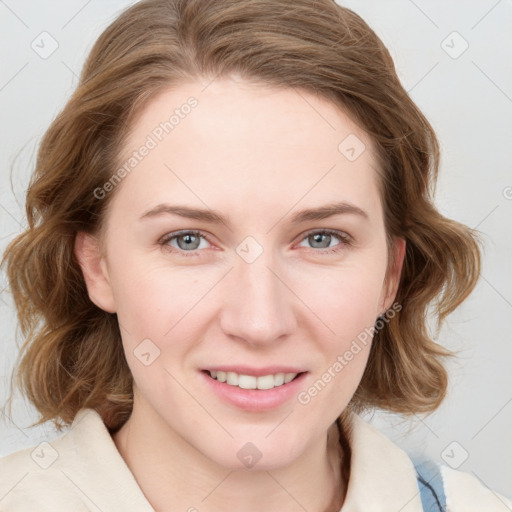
left=1, top=0, right=511, bottom=499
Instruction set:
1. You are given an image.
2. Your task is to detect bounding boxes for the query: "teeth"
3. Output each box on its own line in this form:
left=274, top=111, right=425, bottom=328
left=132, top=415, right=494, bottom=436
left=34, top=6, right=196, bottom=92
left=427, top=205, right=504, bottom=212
left=208, top=370, right=299, bottom=389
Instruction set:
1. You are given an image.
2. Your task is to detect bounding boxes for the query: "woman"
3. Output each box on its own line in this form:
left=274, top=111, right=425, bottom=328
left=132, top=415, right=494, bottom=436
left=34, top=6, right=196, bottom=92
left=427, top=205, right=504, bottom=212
left=0, top=0, right=510, bottom=510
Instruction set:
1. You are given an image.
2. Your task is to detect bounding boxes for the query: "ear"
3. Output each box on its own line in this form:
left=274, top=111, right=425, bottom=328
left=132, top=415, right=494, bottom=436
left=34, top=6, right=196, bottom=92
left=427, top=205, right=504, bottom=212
left=378, top=236, right=406, bottom=314
left=74, top=231, right=116, bottom=313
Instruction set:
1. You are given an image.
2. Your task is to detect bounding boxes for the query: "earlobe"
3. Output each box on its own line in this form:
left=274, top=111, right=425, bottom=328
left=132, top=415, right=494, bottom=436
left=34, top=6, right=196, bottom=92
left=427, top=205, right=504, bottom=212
left=380, top=237, right=406, bottom=314
left=74, top=231, right=117, bottom=313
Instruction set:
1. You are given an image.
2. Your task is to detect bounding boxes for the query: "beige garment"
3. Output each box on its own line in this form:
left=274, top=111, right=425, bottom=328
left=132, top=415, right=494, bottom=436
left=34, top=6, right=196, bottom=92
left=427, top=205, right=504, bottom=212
left=0, top=408, right=510, bottom=511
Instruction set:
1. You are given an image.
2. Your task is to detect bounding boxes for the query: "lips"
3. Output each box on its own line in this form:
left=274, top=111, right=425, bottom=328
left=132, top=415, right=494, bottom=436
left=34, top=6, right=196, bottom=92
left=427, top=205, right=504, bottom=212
left=200, top=368, right=309, bottom=411
left=201, top=365, right=307, bottom=377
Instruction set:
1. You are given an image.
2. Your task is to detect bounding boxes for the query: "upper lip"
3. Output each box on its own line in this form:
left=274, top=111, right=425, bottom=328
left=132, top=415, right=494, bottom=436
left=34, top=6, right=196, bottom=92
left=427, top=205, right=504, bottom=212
left=201, top=365, right=308, bottom=377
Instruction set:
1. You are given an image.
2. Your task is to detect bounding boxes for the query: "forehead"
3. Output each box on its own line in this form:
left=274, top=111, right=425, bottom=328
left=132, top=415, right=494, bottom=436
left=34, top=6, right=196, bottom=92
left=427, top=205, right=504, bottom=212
left=112, top=77, right=382, bottom=222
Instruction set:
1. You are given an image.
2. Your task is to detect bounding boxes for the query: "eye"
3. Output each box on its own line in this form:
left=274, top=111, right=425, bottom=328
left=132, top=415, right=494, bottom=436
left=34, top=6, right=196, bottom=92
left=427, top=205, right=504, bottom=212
left=296, top=229, right=352, bottom=254
left=158, top=230, right=211, bottom=257
left=158, top=228, right=352, bottom=258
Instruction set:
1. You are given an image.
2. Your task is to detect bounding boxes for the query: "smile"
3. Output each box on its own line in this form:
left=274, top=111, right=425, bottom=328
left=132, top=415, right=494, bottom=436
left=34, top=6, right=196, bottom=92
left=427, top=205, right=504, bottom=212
left=200, top=369, right=309, bottom=412
left=206, top=370, right=302, bottom=390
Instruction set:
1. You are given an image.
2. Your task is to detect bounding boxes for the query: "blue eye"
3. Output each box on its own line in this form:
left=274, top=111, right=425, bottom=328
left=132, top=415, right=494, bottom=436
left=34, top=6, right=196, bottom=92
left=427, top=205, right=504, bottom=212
left=159, top=230, right=210, bottom=257
left=158, top=229, right=351, bottom=257
left=298, top=229, right=352, bottom=254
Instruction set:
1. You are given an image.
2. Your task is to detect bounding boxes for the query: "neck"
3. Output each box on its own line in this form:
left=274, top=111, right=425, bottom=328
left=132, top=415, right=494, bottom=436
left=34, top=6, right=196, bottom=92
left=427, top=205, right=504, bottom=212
left=112, top=401, right=348, bottom=512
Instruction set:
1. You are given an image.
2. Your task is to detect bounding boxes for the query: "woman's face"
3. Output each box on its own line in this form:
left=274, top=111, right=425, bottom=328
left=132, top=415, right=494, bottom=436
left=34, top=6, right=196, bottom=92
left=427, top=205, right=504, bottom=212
left=79, top=77, right=403, bottom=470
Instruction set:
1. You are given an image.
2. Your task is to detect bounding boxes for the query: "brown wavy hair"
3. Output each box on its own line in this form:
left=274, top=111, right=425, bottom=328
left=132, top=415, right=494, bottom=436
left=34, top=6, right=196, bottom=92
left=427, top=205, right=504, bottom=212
left=2, top=0, right=480, bottom=436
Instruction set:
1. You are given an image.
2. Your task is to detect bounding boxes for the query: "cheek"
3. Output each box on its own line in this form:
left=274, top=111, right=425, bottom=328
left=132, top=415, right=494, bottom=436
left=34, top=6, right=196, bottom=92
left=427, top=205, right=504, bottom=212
left=110, top=267, right=195, bottom=396
left=108, top=249, right=196, bottom=326
left=290, top=258, right=386, bottom=405
left=110, top=249, right=386, bottom=345
left=108, top=258, right=216, bottom=372
left=291, top=259, right=387, bottom=338
left=295, top=273, right=378, bottom=412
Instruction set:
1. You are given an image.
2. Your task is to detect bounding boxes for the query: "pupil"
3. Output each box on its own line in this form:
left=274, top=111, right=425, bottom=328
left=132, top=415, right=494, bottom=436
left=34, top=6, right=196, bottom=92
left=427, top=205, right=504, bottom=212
left=179, top=234, right=199, bottom=250
left=311, top=233, right=330, bottom=248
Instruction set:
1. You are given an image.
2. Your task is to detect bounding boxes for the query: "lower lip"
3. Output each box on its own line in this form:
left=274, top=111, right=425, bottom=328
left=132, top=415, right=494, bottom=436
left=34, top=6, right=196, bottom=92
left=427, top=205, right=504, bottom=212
left=200, top=370, right=308, bottom=412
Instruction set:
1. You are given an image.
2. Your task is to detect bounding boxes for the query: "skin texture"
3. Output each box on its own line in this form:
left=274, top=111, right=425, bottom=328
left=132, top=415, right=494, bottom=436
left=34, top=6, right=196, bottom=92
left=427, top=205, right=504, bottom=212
left=75, top=76, right=405, bottom=512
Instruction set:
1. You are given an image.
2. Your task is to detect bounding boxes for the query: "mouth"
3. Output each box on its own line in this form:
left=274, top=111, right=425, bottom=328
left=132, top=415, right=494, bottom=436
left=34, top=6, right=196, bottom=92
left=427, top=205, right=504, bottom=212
left=201, top=369, right=307, bottom=390
left=199, top=368, right=309, bottom=411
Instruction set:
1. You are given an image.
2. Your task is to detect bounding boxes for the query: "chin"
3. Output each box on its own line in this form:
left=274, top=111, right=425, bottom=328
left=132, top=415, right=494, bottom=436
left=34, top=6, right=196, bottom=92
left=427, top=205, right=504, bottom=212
left=203, top=437, right=304, bottom=472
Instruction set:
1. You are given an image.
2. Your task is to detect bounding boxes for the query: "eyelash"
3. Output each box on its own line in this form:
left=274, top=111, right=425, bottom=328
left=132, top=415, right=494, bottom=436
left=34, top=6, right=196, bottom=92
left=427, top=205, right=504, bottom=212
left=158, top=229, right=352, bottom=258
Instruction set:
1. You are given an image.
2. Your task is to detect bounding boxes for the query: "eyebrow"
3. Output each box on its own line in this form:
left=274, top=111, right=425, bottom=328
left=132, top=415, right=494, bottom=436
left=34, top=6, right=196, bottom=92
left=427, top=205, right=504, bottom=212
left=138, top=201, right=369, bottom=225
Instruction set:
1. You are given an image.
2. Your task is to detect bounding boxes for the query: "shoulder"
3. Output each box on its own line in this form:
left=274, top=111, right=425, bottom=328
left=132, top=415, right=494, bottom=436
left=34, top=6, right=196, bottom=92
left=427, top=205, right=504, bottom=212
left=441, top=465, right=512, bottom=511
left=0, top=410, right=96, bottom=510
left=346, top=414, right=511, bottom=511
left=0, top=408, right=153, bottom=511
left=414, top=459, right=512, bottom=511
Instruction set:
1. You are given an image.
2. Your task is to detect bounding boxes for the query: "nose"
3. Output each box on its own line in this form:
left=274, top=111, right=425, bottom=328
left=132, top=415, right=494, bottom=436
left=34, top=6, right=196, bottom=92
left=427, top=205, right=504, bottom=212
left=218, top=248, right=297, bottom=348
